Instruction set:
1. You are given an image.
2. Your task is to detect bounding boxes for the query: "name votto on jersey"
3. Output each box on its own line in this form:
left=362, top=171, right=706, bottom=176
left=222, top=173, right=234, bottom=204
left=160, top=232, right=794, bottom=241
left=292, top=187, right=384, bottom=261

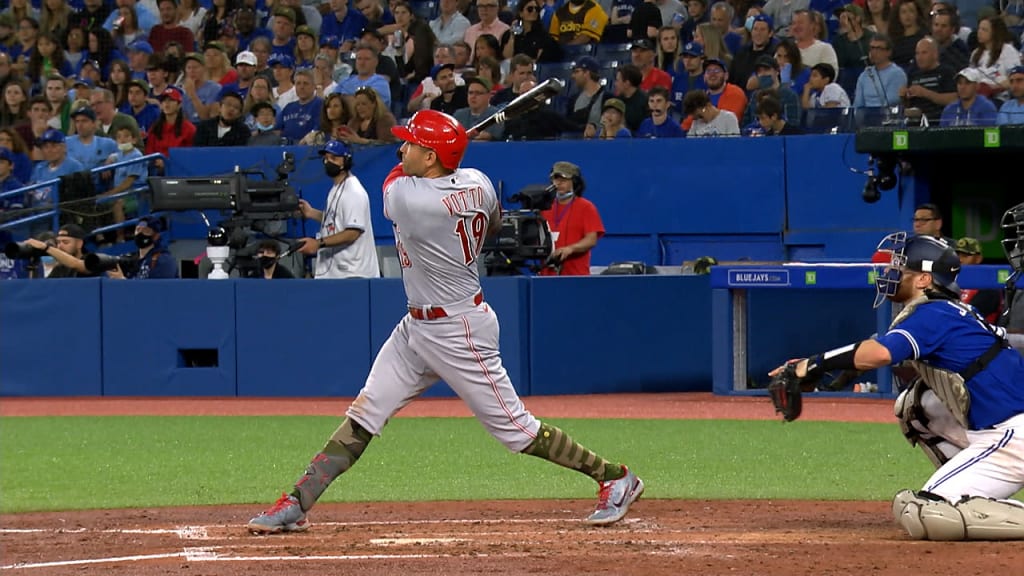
left=441, top=186, right=486, bottom=216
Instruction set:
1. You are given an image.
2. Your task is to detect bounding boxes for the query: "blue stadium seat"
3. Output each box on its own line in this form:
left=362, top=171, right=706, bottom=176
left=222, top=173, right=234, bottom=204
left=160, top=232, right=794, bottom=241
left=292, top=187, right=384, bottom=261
left=837, top=66, right=862, bottom=101
left=595, top=43, right=632, bottom=65
left=854, top=106, right=902, bottom=129
left=409, top=0, right=438, bottom=20
left=536, top=61, right=577, bottom=85
left=559, top=43, right=595, bottom=61
left=599, top=61, right=619, bottom=89
left=801, top=107, right=854, bottom=134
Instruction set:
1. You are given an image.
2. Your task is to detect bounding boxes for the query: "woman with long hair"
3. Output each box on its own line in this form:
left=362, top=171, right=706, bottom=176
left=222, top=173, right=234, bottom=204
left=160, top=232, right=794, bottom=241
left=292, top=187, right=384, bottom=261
left=6, top=0, right=38, bottom=24
left=312, top=54, right=339, bottom=99
left=243, top=76, right=278, bottom=129
left=300, top=93, right=352, bottom=145
left=178, top=0, right=208, bottom=36
left=203, top=42, right=237, bottom=85
left=64, top=25, right=87, bottom=71
left=774, top=38, right=809, bottom=96
left=476, top=56, right=504, bottom=92
left=0, top=128, right=34, bottom=184
left=10, top=17, right=39, bottom=76
left=26, top=31, right=72, bottom=85
left=887, top=0, right=926, bottom=69
left=200, top=0, right=238, bottom=48
left=393, top=1, right=436, bottom=84
left=657, top=26, right=680, bottom=72
left=86, top=28, right=124, bottom=81
left=865, top=0, right=891, bottom=36
left=501, top=0, right=560, bottom=63
left=144, top=90, right=196, bottom=174
left=293, top=25, right=318, bottom=70
left=0, top=81, right=30, bottom=128
left=111, top=4, right=145, bottom=54
left=694, top=22, right=731, bottom=67
left=39, top=0, right=71, bottom=40
left=969, top=15, right=1021, bottom=99
left=473, top=33, right=502, bottom=70
left=341, top=86, right=398, bottom=145
left=108, top=59, right=132, bottom=108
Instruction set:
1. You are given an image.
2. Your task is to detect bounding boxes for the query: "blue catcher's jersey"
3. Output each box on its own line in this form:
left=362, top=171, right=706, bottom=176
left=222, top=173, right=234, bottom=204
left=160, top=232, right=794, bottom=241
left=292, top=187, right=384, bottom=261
left=876, top=299, right=1024, bottom=430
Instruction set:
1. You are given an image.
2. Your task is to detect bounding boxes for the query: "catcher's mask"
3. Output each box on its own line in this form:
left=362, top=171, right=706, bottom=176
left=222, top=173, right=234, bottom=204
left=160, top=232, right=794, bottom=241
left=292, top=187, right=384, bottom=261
left=873, top=232, right=961, bottom=308
left=1001, top=202, right=1024, bottom=273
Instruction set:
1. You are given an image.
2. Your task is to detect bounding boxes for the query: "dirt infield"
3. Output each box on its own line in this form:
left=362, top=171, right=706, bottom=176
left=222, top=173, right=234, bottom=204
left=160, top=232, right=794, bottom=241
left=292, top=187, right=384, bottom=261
left=4, top=394, right=1020, bottom=575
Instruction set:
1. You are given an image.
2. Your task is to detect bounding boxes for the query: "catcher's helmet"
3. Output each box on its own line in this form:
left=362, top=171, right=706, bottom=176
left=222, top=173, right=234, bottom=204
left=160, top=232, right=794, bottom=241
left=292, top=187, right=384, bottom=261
left=1001, top=202, right=1024, bottom=273
left=391, top=110, right=468, bottom=170
left=873, top=232, right=961, bottom=308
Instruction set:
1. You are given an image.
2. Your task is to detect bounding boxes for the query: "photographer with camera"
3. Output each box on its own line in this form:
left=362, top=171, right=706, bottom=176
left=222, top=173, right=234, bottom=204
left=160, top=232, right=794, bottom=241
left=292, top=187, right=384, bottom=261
left=104, top=217, right=178, bottom=279
left=295, top=139, right=380, bottom=279
left=14, top=224, right=97, bottom=278
left=539, top=161, right=604, bottom=276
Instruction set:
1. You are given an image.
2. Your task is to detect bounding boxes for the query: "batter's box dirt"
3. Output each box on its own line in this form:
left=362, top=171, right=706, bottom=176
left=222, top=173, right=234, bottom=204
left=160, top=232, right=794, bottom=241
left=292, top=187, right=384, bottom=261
left=2, top=500, right=1022, bottom=575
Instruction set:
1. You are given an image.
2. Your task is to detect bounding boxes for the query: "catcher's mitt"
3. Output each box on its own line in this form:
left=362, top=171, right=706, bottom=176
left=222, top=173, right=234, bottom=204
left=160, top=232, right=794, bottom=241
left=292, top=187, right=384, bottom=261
left=769, top=363, right=804, bottom=422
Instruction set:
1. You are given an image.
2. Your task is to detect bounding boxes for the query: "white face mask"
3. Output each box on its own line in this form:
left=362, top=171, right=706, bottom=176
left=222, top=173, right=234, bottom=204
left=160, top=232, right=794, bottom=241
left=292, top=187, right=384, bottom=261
left=117, top=142, right=134, bottom=152
left=256, top=122, right=275, bottom=132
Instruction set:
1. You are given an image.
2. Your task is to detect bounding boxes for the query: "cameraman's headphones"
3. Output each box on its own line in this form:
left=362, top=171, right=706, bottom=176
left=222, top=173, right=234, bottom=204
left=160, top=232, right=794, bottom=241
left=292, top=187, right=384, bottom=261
left=321, top=139, right=354, bottom=172
left=572, top=174, right=585, bottom=197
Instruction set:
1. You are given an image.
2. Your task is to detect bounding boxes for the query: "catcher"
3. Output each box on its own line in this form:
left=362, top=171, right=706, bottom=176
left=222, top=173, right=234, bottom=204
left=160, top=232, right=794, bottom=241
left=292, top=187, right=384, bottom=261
left=768, top=232, right=1024, bottom=541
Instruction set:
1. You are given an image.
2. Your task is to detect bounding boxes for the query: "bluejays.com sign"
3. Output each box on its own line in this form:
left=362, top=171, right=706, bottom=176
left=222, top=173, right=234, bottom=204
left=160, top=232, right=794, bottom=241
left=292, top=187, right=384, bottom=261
left=726, top=269, right=791, bottom=287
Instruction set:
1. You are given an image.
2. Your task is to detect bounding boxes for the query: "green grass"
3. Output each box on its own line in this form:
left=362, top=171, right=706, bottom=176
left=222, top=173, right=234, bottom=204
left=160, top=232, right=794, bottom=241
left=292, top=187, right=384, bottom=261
left=0, top=416, right=935, bottom=513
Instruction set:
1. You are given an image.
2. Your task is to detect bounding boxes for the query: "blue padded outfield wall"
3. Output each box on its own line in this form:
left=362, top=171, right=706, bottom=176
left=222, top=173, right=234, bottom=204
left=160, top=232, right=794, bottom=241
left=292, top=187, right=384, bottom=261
left=165, top=135, right=909, bottom=263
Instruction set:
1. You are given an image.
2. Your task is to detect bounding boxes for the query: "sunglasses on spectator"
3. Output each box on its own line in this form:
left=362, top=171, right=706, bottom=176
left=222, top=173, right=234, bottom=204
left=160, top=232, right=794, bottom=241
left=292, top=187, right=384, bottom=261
left=523, top=5, right=538, bottom=12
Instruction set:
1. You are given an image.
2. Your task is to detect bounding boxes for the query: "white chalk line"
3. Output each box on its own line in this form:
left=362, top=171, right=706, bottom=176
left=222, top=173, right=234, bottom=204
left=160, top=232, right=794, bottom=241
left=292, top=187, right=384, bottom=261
left=0, top=549, right=456, bottom=570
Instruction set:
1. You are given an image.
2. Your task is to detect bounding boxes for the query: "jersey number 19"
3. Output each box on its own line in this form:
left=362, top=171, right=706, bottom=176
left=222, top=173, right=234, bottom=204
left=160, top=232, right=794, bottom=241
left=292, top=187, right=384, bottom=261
left=455, top=211, right=488, bottom=266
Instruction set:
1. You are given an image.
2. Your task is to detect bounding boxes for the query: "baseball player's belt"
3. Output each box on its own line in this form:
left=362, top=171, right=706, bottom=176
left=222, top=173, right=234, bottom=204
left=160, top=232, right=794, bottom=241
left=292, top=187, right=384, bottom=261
left=408, top=292, right=484, bottom=320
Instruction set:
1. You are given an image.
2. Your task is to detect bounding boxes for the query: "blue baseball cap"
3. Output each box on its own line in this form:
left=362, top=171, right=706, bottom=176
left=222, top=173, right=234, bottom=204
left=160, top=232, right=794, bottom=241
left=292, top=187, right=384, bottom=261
left=320, top=34, right=341, bottom=48
left=137, top=217, right=166, bottom=233
left=217, top=87, right=243, bottom=103
left=72, top=76, right=95, bottom=88
left=750, top=13, right=773, bottom=30
left=268, top=53, right=294, bottom=69
left=574, top=56, right=600, bottom=73
left=128, top=40, right=154, bottom=54
left=36, top=128, right=66, bottom=145
left=319, top=139, right=352, bottom=157
left=430, top=62, right=454, bottom=79
left=1010, top=65, right=1024, bottom=76
left=681, top=42, right=704, bottom=57
left=703, top=57, right=727, bottom=72
left=0, top=147, right=13, bottom=163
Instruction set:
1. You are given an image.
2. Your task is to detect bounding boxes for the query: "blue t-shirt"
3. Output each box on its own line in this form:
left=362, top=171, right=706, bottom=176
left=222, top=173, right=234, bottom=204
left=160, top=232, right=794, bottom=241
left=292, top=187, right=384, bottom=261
left=940, top=95, right=998, bottom=127
left=112, top=148, right=147, bottom=186
left=320, top=10, right=368, bottom=45
left=1, top=175, right=26, bottom=210
left=221, top=83, right=252, bottom=101
left=237, top=29, right=272, bottom=52
left=670, top=73, right=706, bottom=112
left=335, top=74, right=392, bottom=109
left=120, top=102, right=161, bottom=135
left=179, top=81, right=222, bottom=124
left=276, top=97, right=323, bottom=143
left=29, top=156, right=86, bottom=205
left=66, top=135, right=119, bottom=170
left=998, top=99, right=1024, bottom=126
left=134, top=247, right=178, bottom=279
left=270, top=38, right=297, bottom=58
left=876, top=299, right=1024, bottom=430
left=636, top=118, right=685, bottom=138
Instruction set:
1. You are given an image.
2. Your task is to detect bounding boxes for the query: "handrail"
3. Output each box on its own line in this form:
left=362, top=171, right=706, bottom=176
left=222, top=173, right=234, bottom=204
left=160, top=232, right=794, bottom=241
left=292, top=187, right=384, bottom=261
left=0, top=153, right=164, bottom=234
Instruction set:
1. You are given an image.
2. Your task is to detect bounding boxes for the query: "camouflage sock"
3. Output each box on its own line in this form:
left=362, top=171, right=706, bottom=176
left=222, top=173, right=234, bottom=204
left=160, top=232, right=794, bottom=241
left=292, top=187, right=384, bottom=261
left=290, top=418, right=372, bottom=511
left=522, top=422, right=624, bottom=483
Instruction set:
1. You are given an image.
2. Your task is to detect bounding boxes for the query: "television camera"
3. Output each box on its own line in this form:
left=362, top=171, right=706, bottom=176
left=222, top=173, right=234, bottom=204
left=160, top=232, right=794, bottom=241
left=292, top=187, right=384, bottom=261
left=482, top=184, right=556, bottom=276
left=148, top=152, right=302, bottom=278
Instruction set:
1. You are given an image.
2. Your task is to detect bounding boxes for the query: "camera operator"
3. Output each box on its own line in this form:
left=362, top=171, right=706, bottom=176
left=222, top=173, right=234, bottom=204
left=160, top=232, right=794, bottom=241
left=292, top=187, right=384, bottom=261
left=295, top=139, right=380, bottom=279
left=539, top=161, right=605, bottom=276
left=254, top=239, right=295, bottom=279
left=21, top=224, right=97, bottom=278
left=106, top=218, right=179, bottom=279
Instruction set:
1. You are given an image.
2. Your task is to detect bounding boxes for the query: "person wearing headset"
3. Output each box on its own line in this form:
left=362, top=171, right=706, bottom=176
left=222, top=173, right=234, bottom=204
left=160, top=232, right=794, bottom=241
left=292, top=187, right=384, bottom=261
left=296, top=139, right=381, bottom=279
left=539, top=161, right=604, bottom=276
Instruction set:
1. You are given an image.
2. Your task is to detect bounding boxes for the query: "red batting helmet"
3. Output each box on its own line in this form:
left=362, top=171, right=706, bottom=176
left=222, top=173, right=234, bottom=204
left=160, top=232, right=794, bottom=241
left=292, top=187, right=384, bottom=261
left=391, top=109, right=468, bottom=170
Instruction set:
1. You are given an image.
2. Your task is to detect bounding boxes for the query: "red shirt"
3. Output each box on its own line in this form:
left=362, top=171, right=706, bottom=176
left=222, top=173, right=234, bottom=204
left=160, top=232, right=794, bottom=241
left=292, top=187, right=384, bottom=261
left=540, top=196, right=604, bottom=276
left=640, top=67, right=672, bottom=93
left=147, top=24, right=196, bottom=54
left=144, top=119, right=196, bottom=158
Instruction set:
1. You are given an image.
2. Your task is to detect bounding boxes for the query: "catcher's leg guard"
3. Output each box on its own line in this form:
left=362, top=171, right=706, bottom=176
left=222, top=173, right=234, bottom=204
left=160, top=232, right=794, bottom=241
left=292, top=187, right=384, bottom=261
left=894, top=384, right=967, bottom=468
left=896, top=492, right=1024, bottom=541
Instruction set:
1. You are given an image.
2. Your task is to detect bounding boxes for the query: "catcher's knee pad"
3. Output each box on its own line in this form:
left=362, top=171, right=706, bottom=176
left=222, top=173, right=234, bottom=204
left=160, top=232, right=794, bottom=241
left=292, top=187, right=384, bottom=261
left=897, top=494, right=1024, bottom=541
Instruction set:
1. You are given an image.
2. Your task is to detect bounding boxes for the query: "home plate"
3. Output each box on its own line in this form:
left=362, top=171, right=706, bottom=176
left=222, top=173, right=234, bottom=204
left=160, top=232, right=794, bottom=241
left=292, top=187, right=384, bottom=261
left=369, top=537, right=468, bottom=546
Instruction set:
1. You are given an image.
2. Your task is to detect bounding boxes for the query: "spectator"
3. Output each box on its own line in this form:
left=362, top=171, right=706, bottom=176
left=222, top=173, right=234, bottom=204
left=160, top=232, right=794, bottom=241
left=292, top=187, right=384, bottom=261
left=955, top=237, right=1003, bottom=323
left=680, top=0, right=709, bottom=44
left=404, top=44, right=456, bottom=117
left=29, top=129, right=86, bottom=208
left=148, top=0, right=195, bottom=54
left=269, top=53, right=298, bottom=108
left=295, top=139, right=379, bottom=279
left=900, top=37, right=956, bottom=125
left=709, top=2, right=743, bottom=55
left=454, top=76, right=503, bottom=140
left=222, top=51, right=259, bottom=100
left=106, top=217, right=178, bottom=279
left=203, top=41, right=238, bottom=86
left=111, top=5, right=147, bottom=56
left=427, top=63, right=468, bottom=115
left=42, top=73, right=72, bottom=132
left=733, top=13, right=777, bottom=91
left=631, top=0, right=664, bottom=44
left=452, top=40, right=473, bottom=74
left=594, top=97, right=633, bottom=138
left=968, top=16, right=1021, bottom=101
left=761, top=0, right=807, bottom=38
left=335, top=44, right=392, bottom=110
left=671, top=41, right=707, bottom=111
left=145, top=55, right=173, bottom=103
left=564, top=56, right=609, bottom=135
left=16, top=97, right=51, bottom=162
left=145, top=88, right=196, bottom=172
left=0, top=128, right=33, bottom=186
left=997, top=66, right=1024, bottom=126
left=693, top=21, right=731, bottom=69
left=311, top=54, right=339, bottom=101
left=741, top=54, right=799, bottom=126
left=802, top=62, right=850, bottom=108
left=28, top=224, right=95, bottom=278
left=276, top=69, right=322, bottom=143
left=636, top=85, right=685, bottom=137
left=90, top=87, right=142, bottom=143
left=269, top=6, right=298, bottom=58
left=26, top=31, right=73, bottom=85
left=683, top=88, right=740, bottom=135
left=790, top=10, right=837, bottom=71
left=756, top=93, right=802, bottom=134
left=322, top=0, right=368, bottom=53
left=774, top=38, right=810, bottom=96
left=86, top=28, right=125, bottom=81
left=293, top=25, right=318, bottom=71
left=243, top=77, right=278, bottom=129
left=301, top=92, right=352, bottom=145
left=887, top=0, right=927, bottom=71
left=503, top=0, right=562, bottom=62
left=939, top=68, right=998, bottom=126
left=102, top=0, right=158, bottom=35
left=179, top=51, right=221, bottom=123
left=121, top=78, right=160, bottom=134
left=0, top=147, right=26, bottom=216
left=73, top=0, right=113, bottom=34
left=831, top=5, right=872, bottom=81
left=656, top=0, right=687, bottom=32
left=471, top=33, right=503, bottom=74
left=430, top=0, right=471, bottom=47
left=249, top=36, right=275, bottom=85
left=359, top=25, right=403, bottom=105
left=657, top=26, right=681, bottom=72
left=467, top=0, right=511, bottom=56
left=9, top=17, right=39, bottom=77
left=911, top=203, right=953, bottom=243
left=108, top=59, right=133, bottom=107
left=64, top=25, right=88, bottom=72
left=253, top=239, right=295, bottom=279
left=99, top=125, right=146, bottom=241
left=853, top=34, right=907, bottom=108
left=1, top=80, right=30, bottom=127
left=247, top=101, right=281, bottom=145
left=476, top=56, right=505, bottom=92
left=192, top=90, right=250, bottom=146
left=614, top=63, right=649, bottom=132
left=66, top=106, right=118, bottom=170
left=864, top=0, right=889, bottom=36
left=493, top=54, right=536, bottom=107
left=929, top=5, right=968, bottom=73
left=540, top=161, right=604, bottom=276
left=177, top=0, right=207, bottom=38
left=632, top=38, right=673, bottom=92
left=688, top=57, right=745, bottom=126
left=341, top=85, right=397, bottom=144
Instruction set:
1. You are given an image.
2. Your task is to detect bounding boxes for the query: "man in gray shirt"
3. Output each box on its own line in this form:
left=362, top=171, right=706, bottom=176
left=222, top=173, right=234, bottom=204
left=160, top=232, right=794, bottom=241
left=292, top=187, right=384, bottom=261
left=453, top=76, right=503, bottom=140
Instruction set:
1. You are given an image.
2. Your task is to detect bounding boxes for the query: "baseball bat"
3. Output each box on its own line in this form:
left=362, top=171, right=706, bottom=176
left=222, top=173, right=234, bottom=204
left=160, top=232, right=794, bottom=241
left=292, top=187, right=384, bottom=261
left=467, top=78, right=565, bottom=137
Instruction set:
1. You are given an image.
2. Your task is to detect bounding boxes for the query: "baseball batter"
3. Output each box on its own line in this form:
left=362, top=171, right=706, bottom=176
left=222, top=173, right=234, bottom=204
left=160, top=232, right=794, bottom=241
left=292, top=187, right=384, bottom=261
left=770, top=233, right=1024, bottom=541
left=248, top=110, right=644, bottom=533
